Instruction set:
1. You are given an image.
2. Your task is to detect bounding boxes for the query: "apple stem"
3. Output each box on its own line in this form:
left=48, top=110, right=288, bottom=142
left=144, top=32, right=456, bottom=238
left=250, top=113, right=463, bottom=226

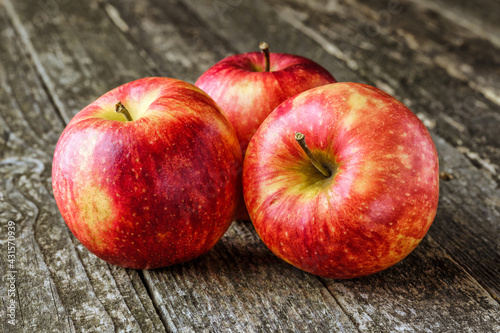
left=295, top=132, right=332, bottom=178
left=115, top=101, right=133, bottom=121
left=259, top=41, right=270, bottom=72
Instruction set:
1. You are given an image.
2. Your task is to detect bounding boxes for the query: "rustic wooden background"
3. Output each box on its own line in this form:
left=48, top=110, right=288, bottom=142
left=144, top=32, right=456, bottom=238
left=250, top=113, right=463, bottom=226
left=1, top=0, right=499, bottom=332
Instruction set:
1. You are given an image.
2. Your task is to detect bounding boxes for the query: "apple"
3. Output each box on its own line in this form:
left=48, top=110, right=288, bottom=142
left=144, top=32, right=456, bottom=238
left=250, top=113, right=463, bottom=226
left=52, top=77, right=242, bottom=269
left=196, top=42, right=336, bottom=219
left=243, top=82, right=439, bottom=279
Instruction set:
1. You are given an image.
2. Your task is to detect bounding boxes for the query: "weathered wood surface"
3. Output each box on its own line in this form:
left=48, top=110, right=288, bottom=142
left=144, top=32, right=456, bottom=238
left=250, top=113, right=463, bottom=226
left=0, top=0, right=499, bottom=332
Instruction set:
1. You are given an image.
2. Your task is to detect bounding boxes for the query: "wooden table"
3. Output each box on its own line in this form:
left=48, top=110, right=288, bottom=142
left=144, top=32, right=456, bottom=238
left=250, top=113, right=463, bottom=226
left=1, top=0, right=499, bottom=331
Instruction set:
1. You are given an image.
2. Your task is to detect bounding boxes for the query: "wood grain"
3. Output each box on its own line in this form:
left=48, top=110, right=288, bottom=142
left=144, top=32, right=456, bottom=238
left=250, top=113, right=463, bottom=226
left=143, top=221, right=356, bottom=332
left=408, top=0, right=500, bottom=48
left=1, top=0, right=499, bottom=331
left=1, top=7, right=74, bottom=332
left=324, top=236, right=500, bottom=332
left=99, top=0, right=234, bottom=84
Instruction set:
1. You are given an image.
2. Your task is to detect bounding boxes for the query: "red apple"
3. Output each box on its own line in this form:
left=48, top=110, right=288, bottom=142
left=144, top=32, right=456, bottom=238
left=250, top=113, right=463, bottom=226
left=52, top=77, right=242, bottom=269
left=243, top=82, right=439, bottom=279
left=196, top=43, right=336, bottom=219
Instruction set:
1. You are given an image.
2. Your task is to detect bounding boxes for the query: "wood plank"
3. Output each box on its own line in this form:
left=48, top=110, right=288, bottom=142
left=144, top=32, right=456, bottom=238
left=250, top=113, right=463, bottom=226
left=431, top=137, right=500, bottom=301
left=323, top=234, right=500, bottom=332
left=1, top=8, right=76, bottom=331
left=1, top=1, right=166, bottom=331
left=408, top=0, right=500, bottom=48
left=98, top=0, right=234, bottom=84
left=2, top=0, right=499, bottom=331
left=183, top=0, right=362, bottom=84
left=3, top=0, right=156, bottom=123
left=100, top=0, right=359, bottom=84
left=102, top=0, right=500, bottom=330
left=330, top=0, right=500, bottom=108
left=143, top=221, right=356, bottom=332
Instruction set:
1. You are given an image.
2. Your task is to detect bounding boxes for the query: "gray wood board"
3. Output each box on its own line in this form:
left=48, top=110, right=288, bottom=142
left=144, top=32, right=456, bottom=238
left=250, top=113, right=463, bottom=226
left=0, top=0, right=499, bottom=331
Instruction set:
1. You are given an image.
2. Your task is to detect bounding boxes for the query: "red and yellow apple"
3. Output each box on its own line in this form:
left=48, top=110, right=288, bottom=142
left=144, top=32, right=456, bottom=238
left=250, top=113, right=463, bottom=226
left=243, top=82, right=439, bottom=279
left=196, top=43, right=336, bottom=219
left=52, top=77, right=242, bottom=269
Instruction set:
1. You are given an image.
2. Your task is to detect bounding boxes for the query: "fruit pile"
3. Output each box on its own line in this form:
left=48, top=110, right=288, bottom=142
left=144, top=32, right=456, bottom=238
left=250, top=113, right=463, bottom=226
left=52, top=43, right=439, bottom=278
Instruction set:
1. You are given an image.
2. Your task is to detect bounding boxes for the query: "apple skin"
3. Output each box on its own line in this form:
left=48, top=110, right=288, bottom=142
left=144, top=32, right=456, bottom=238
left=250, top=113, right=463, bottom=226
left=243, top=82, right=439, bottom=279
left=52, top=77, right=242, bottom=269
left=196, top=51, right=336, bottom=219
left=195, top=51, right=336, bottom=154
